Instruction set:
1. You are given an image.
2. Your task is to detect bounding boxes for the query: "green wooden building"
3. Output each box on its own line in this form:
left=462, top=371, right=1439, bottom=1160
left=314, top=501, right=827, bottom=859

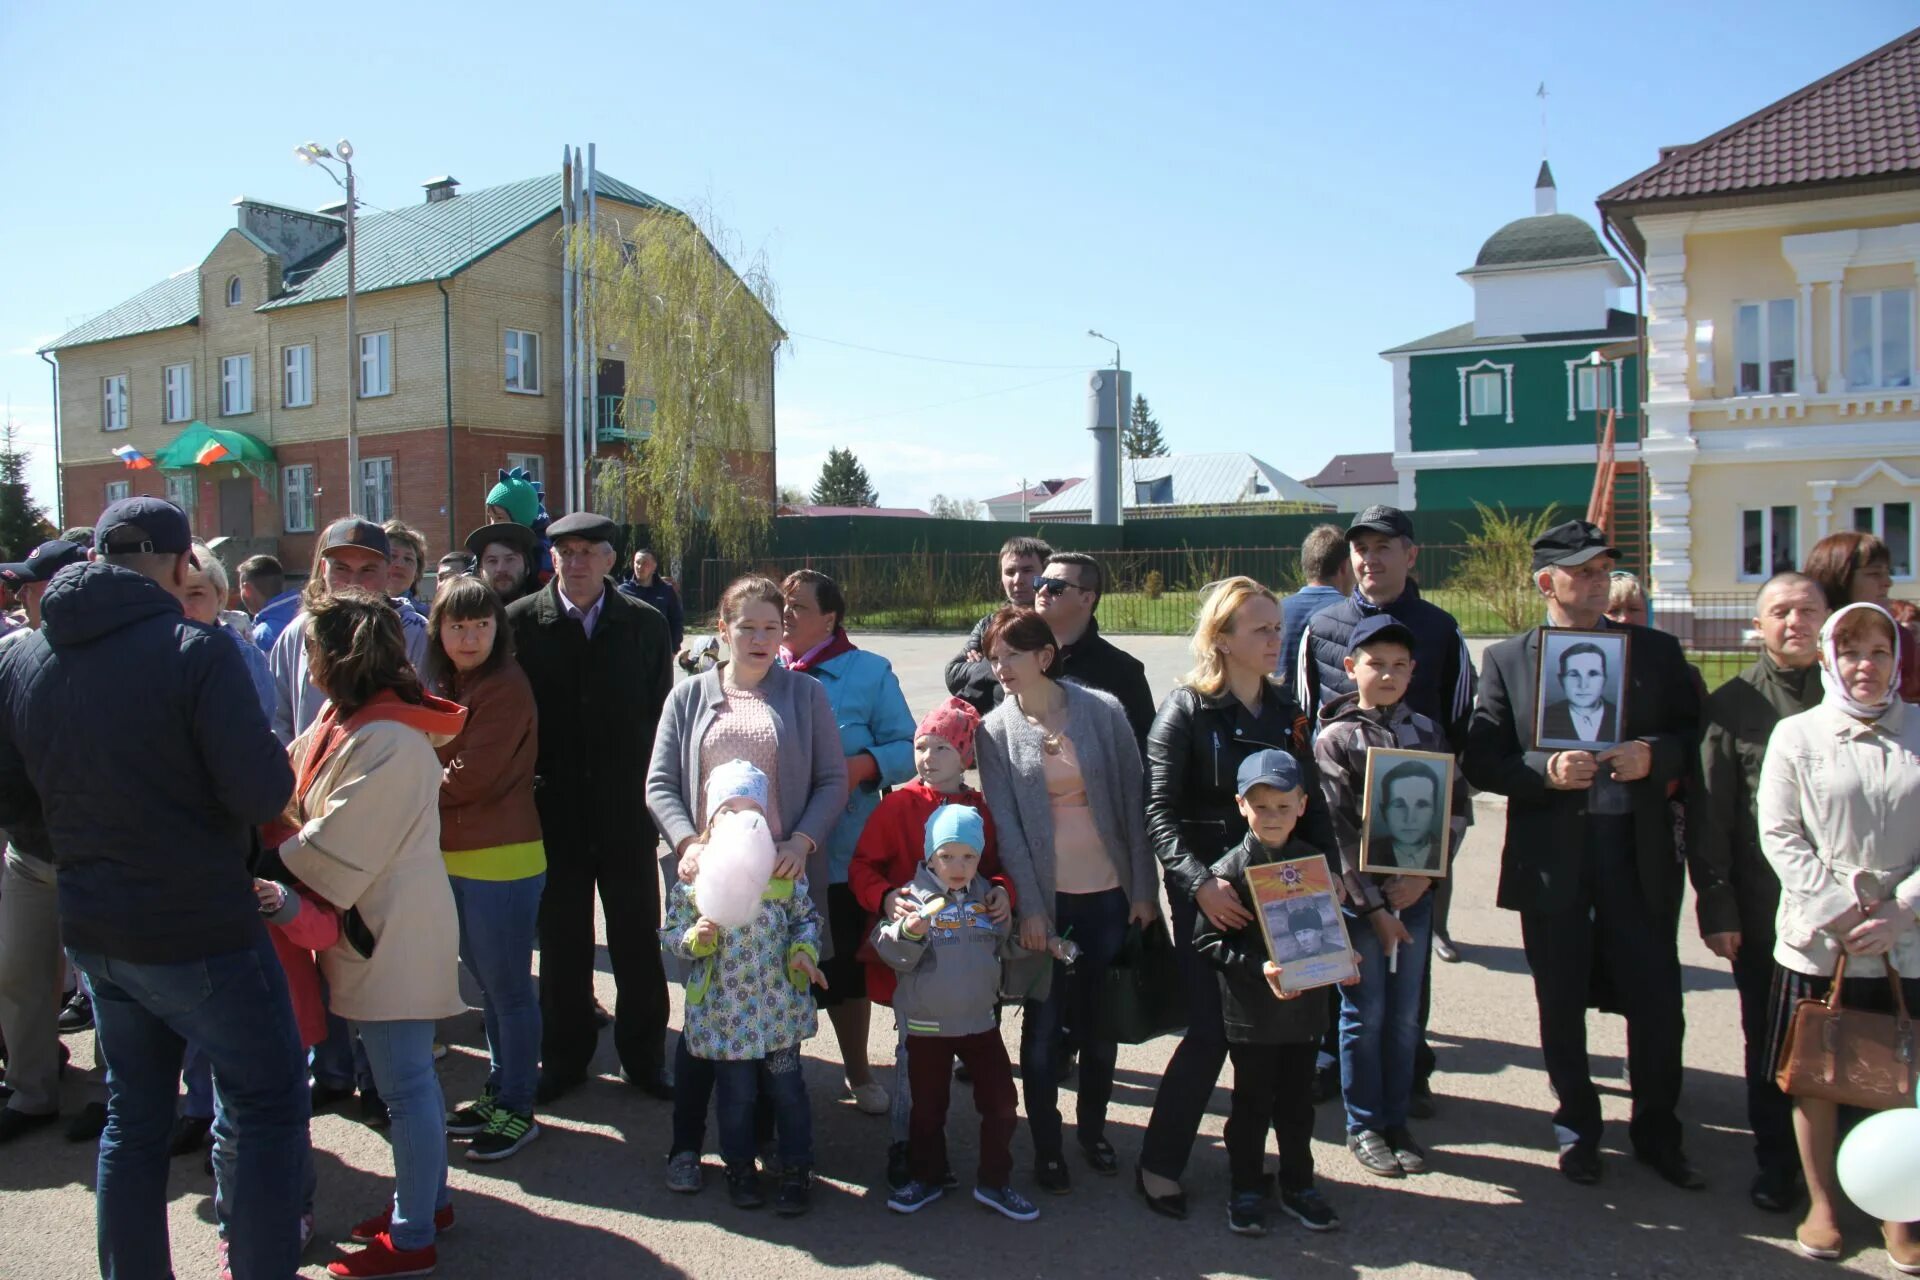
left=1382, top=163, right=1640, bottom=518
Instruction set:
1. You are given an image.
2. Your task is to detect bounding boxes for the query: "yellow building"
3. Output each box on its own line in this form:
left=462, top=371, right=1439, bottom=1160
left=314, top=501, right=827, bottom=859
left=1598, top=26, right=1920, bottom=632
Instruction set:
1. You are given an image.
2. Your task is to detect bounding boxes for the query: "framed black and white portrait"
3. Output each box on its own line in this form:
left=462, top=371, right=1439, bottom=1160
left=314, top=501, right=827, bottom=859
left=1358, top=747, right=1455, bottom=878
left=1533, top=628, right=1631, bottom=752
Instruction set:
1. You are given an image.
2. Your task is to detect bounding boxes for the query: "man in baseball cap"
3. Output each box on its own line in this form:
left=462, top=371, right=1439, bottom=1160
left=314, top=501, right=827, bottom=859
left=1530, top=519, right=1618, bottom=573
left=0, top=540, right=87, bottom=631
left=1344, top=505, right=1417, bottom=544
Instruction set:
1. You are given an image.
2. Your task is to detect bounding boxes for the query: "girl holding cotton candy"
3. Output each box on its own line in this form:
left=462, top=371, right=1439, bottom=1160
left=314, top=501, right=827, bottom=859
left=661, top=760, right=825, bottom=1218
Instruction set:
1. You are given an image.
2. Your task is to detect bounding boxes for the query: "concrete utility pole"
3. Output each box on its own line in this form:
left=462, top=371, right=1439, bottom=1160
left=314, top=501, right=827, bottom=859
left=296, top=140, right=360, bottom=515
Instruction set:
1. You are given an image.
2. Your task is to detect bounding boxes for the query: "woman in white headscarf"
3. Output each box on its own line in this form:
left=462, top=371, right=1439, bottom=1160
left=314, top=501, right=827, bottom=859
left=1757, top=602, right=1920, bottom=1269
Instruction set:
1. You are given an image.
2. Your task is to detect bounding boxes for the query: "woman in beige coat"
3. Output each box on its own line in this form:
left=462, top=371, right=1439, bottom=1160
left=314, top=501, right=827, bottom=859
left=280, top=589, right=469, bottom=1278
left=1758, top=601, right=1920, bottom=1270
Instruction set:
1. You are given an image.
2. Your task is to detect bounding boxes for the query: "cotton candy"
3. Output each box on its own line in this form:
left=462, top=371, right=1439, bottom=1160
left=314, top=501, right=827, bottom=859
left=694, top=809, right=776, bottom=927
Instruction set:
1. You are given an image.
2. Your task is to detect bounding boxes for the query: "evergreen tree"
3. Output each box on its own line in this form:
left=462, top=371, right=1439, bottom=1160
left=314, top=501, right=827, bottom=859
left=1123, top=394, right=1168, bottom=459
left=812, top=448, right=879, bottom=507
left=0, top=420, right=49, bottom=562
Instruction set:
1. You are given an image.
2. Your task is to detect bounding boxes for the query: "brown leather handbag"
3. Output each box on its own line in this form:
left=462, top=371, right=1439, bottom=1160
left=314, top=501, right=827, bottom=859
left=1775, top=955, right=1918, bottom=1108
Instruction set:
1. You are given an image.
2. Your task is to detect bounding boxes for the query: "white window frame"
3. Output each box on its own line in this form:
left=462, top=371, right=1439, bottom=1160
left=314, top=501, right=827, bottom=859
left=102, top=374, right=128, bottom=431
left=1456, top=359, right=1514, bottom=425
left=1738, top=505, right=1800, bottom=583
left=504, top=328, right=541, bottom=394
left=1734, top=298, right=1798, bottom=396
left=104, top=480, right=130, bottom=504
left=504, top=453, right=545, bottom=488
left=358, top=331, right=392, bottom=398
left=1564, top=358, right=1622, bottom=419
left=1852, top=500, right=1917, bottom=581
left=225, top=276, right=242, bottom=307
left=282, top=464, right=316, bottom=533
left=220, top=354, right=253, bottom=416
left=283, top=344, right=314, bottom=408
left=360, top=456, right=394, bottom=523
left=165, top=474, right=196, bottom=515
left=162, top=363, right=192, bottom=424
left=1845, top=288, right=1915, bottom=391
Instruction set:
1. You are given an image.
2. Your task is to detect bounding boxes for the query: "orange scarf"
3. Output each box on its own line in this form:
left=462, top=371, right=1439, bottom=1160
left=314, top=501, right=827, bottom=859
left=263, top=691, right=468, bottom=848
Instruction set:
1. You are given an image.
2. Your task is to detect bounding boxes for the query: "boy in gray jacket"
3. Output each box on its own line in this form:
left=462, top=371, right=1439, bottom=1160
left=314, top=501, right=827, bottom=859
left=874, top=805, right=1038, bottom=1222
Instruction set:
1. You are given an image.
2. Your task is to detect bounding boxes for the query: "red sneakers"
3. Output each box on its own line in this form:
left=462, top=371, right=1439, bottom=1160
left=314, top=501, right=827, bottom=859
left=328, top=1231, right=437, bottom=1278
left=348, top=1203, right=455, bottom=1243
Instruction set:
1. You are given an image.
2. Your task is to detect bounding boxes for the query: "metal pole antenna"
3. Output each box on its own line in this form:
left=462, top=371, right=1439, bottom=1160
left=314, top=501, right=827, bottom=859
left=344, top=158, right=359, bottom=515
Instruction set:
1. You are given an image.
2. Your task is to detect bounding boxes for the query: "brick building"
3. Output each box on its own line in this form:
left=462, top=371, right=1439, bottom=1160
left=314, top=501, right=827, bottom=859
left=40, top=169, right=777, bottom=571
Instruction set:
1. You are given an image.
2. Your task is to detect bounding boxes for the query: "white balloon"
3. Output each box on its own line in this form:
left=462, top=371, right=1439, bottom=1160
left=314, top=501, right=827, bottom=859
left=1836, top=1105, right=1920, bottom=1222
left=693, top=810, right=776, bottom=928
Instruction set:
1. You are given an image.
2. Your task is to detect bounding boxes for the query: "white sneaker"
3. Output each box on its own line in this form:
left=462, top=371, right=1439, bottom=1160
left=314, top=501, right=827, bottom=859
left=848, top=1081, right=890, bottom=1115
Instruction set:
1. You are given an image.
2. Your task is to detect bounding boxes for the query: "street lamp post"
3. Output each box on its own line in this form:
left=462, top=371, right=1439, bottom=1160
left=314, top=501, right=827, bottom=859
left=296, top=140, right=359, bottom=515
left=1088, top=329, right=1122, bottom=524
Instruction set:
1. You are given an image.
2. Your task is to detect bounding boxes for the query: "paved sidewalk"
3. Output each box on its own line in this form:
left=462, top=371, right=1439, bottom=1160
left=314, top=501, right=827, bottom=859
left=0, top=632, right=1899, bottom=1278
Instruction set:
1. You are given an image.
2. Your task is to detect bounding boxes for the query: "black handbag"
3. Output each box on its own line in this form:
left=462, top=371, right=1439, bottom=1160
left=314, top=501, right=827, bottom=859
left=1098, top=918, right=1188, bottom=1044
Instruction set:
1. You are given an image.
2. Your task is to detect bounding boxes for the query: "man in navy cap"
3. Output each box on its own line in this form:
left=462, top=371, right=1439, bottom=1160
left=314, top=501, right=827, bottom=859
left=0, top=497, right=306, bottom=1277
left=508, top=512, right=675, bottom=1102
left=1465, top=519, right=1703, bottom=1190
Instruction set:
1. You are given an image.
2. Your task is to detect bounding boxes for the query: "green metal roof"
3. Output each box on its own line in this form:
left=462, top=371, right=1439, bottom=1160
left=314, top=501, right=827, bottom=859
left=1467, top=213, right=1612, bottom=273
left=260, top=171, right=675, bottom=310
left=42, top=270, right=200, bottom=352
left=1380, top=308, right=1639, bottom=356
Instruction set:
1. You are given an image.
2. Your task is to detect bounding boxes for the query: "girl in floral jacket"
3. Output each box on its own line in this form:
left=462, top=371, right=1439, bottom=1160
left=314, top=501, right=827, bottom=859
left=662, top=761, right=825, bottom=1217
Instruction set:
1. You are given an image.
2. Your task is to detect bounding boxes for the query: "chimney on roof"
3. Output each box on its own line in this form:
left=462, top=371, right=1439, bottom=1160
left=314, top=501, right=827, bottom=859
left=423, top=176, right=460, bottom=204
left=1534, top=160, right=1557, bottom=216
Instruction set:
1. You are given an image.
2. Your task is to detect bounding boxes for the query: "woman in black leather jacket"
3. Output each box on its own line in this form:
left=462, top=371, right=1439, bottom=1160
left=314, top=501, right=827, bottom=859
left=1135, top=577, right=1335, bottom=1216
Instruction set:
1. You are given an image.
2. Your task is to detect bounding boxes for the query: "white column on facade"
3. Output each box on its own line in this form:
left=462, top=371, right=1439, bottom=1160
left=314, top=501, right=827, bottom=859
left=1390, top=355, right=1417, bottom=508
left=1826, top=279, right=1844, bottom=394
left=1809, top=479, right=1836, bottom=538
left=1456, top=366, right=1468, bottom=427
left=1799, top=280, right=1815, bottom=395
left=1639, top=220, right=1700, bottom=608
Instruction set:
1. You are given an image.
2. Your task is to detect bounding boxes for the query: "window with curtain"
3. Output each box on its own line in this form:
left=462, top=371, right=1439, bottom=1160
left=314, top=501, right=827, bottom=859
left=1735, top=299, right=1797, bottom=395
left=1846, top=289, right=1914, bottom=390
left=1740, top=505, right=1799, bottom=580
left=1469, top=371, right=1503, bottom=416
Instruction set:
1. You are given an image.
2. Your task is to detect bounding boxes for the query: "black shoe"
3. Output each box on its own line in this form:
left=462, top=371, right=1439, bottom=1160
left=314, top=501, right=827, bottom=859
left=0, top=1108, right=59, bottom=1143
left=310, top=1080, right=355, bottom=1112
left=773, top=1167, right=812, bottom=1217
left=1135, top=1166, right=1188, bottom=1220
left=725, top=1164, right=765, bottom=1210
left=1635, top=1145, right=1706, bottom=1191
left=1407, top=1077, right=1436, bottom=1120
left=1311, top=1062, right=1339, bottom=1105
left=169, top=1114, right=213, bottom=1158
left=621, top=1067, right=674, bottom=1101
left=1433, top=933, right=1462, bottom=964
left=1278, top=1186, right=1340, bottom=1232
left=534, top=1071, right=587, bottom=1106
left=1079, top=1136, right=1119, bottom=1176
left=1227, top=1191, right=1269, bottom=1237
left=886, top=1141, right=911, bottom=1192
left=358, top=1090, right=390, bottom=1130
left=1750, top=1167, right=1801, bottom=1214
left=1035, top=1155, right=1071, bottom=1195
left=56, top=991, right=93, bottom=1034
left=66, top=1102, right=108, bottom=1143
left=1558, top=1141, right=1602, bottom=1185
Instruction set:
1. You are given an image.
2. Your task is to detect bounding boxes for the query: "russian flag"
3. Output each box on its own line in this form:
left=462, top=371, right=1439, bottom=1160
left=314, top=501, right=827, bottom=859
left=195, top=440, right=230, bottom=465
left=112, top=445, right=153, bottom=470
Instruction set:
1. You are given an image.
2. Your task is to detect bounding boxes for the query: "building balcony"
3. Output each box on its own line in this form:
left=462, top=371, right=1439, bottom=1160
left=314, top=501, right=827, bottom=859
left=594, top=394, right=652, bottom=445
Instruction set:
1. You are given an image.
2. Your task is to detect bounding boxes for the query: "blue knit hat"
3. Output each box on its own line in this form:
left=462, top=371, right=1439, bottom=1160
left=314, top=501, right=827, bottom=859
left=923, top=803, right=986, bottom=862
left=705, top=760, right=770, bottom=824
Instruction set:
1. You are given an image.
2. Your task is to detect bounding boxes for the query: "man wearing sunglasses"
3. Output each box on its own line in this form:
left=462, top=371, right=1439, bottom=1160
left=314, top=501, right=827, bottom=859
left=1029, top=552, right=1156, bottom=754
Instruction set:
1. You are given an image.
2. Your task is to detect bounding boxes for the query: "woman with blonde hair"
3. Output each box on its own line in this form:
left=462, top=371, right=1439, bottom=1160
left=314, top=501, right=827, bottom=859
left=1136, top=576, right=1338, bottom=1216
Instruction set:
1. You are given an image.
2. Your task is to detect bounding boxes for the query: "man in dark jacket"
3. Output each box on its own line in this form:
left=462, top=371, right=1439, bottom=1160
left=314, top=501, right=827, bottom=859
left=944, top=536, right=1051, bottom=715
left=1030, top=552, right=1156, bottom=751
left=509, top=511, right=674, bottom=1103
left=617, top=548, right=684, bottom=649
left=1465, top=519, right=1703, bottom=1191
left=1691, top=571, right=1826, bottom=1213
left=0, top=498, right=306, bottom=1278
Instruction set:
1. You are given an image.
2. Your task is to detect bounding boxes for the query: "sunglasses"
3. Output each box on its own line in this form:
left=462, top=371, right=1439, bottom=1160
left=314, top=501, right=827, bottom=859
left=1033, top=575, right=1082, bottom=597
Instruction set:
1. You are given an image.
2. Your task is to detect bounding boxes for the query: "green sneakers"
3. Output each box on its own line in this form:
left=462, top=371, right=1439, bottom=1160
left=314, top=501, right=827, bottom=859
left=466, top=1109, right=540, bottom=1162
left=444, top=1093, right=496, bottom=1138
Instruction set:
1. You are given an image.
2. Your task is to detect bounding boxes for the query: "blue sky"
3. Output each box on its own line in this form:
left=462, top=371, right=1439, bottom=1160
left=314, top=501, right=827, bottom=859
left=2, top=1, right=1913, bottom=525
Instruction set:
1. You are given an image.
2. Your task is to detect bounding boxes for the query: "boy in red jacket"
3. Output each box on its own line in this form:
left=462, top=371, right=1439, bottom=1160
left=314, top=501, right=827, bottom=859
left=849, top=697, right=1014, bottom=1190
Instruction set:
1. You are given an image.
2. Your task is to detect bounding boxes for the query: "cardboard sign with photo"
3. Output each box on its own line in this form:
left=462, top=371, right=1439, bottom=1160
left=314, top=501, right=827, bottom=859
left=1358, top=746, right=1456, bottom=878
left=1533, top=628, right=1631, bottom=752
left=1246, top=854, right=1356, bottom=994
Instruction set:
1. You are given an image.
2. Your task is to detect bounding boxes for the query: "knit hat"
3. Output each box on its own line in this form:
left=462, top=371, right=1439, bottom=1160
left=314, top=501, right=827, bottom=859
left=705, top=760, right=770, bottom=825
left=485, top=468, right=541, bottom=528
left=923, top=803, right=986, bottom=862
left=915, top=696, right=981, bottom=768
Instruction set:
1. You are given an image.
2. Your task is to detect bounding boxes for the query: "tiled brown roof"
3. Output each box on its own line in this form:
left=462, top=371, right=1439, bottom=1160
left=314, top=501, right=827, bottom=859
left=1599, top=26, right=1920, bottom=206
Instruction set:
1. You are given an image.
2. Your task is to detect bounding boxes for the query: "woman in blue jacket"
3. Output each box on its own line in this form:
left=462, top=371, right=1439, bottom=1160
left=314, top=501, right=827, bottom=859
left=780, top=569, right=917, bottom=1115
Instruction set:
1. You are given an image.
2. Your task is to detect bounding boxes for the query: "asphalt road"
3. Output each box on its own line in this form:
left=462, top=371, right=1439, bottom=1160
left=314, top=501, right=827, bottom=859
left=1, top=632, right=1906, bottom=1279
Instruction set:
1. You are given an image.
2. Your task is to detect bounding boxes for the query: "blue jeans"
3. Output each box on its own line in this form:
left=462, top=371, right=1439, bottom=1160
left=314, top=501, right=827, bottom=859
left=354, top=1020, right=451, bottom=1252
left=449, top=874, right=545, bottom=1115
left=312, top=1005, right=374, bottom=1092
left=71, top=932, right=308, bottom=1280
left=181, top=1044, right=214, bottom=1120
left=714, top=1044, right=813, bottom=1171
left=1340, top=893, right=1433, bottom=1134
left=1019, top=887, right=1129, bottom=1158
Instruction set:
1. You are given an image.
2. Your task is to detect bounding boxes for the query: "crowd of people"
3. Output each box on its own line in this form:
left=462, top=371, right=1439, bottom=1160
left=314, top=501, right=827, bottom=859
left=0, top=488, right=1916, bottom=1278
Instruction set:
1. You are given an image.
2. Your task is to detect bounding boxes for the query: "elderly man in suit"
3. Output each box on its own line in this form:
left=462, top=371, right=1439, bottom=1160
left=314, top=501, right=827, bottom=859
left=1464, top=520, right=1703, bottom=1191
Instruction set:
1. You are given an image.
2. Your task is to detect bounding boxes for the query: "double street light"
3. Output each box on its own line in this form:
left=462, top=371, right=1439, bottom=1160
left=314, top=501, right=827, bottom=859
left=295, top=139, right=360, bottom=512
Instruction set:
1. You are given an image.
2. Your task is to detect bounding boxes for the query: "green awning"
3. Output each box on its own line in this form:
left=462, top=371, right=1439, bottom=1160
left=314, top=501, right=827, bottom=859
left=153, top=422, right=276, bottom=470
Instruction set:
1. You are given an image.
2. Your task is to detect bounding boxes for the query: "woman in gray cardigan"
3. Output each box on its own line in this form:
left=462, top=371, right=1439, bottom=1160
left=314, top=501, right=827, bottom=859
left=644, top=576, right=849, bottom=1190
left=976, top=607, right=1157, bottom=1195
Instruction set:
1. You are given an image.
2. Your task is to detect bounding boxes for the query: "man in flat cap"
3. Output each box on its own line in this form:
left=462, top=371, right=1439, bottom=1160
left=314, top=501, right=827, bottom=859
left=1464, top=520, right=1703, bottom=1191
left=508, top=512, right=675, bottom=1102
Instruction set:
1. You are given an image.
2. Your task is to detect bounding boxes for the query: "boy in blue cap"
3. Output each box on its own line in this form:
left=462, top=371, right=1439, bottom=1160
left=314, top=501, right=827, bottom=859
left=873, top=804, right=1037, bottom=1223
left=1193, top=751, right=1356, bottom=1237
